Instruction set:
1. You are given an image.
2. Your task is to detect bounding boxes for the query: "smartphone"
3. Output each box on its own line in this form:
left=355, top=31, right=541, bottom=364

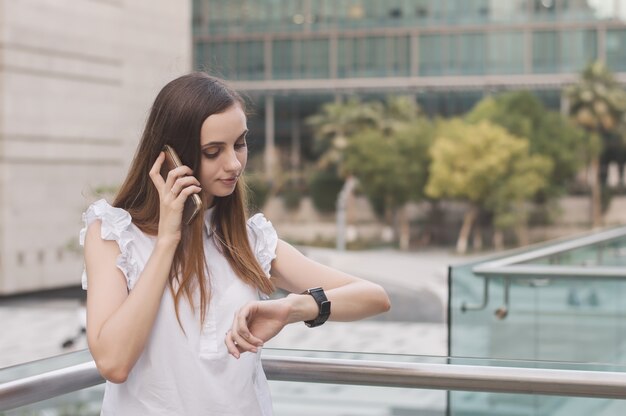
left=160, top=145, right=203, bottom=225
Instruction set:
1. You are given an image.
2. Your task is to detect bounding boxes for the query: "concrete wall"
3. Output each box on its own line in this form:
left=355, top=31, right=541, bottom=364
left=0, top=0, right=191, bottom=294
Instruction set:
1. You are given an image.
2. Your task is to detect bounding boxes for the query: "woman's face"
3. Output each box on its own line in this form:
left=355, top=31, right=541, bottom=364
left=198, top=104, right=248, bottom=207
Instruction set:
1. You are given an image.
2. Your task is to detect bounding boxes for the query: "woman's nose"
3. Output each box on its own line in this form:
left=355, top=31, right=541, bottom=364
left=224, top=150, right=242, bottom=172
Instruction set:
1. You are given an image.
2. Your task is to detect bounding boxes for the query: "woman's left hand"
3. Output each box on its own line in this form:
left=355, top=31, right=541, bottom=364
left=225, top=299, right=290, bottom=359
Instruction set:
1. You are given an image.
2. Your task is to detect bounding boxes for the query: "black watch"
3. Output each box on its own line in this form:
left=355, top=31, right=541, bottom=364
left=301, top=287, right=331, bottom=327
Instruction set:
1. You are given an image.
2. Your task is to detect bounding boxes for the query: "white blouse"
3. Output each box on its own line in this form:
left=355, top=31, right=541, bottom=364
left=79, top=199, right=278, bottom=416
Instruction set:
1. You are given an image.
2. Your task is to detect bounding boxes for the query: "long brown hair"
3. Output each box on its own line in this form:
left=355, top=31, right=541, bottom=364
left=113, top=72, right=274, bottom=327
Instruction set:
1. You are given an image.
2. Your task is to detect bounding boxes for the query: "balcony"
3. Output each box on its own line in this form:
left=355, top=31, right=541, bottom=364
left=3, top=226, right=626, bottom=414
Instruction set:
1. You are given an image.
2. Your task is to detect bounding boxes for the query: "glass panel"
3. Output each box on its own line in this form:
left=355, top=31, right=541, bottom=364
left=488, top=32, right=524, bottom=74
left=533, top=30, right=559, bottom=73
left=2, top=384, right=105, bottom=416
left=203, top=41, right=237, bottom=79
left=0, top=350, right=92, bottom=383
left=199, top=0, right=623, bottom=34
left=272, top=39, right=294, bottom=79
left=489, top=0, right=532, bottom=23
left=451, top=33, right=486, bottom=75
left=449, top=226, right=626, bottom=416
left=272, top=39, right=329, bottom=79
left=362, top=36, right=387, bottom=77
left=607, top=29, right=626, bottom=72
left=5, top=349, right=626, bottom=414
left=533, top=0, right=558, bottom=21
left=419, top=34, right=446, bottom=76
left=300, top=39, right=330, bottom=79
left=389, top=36, right=410, bottom=77
left=235, top=40, right=265, bottom=80
left=560, top=29, right=597, bottom=73
left=582, top=0, right=619, bottom=20
left=451, top=231, right=626, bottom=348
left=338, top=36, right=396, bottom=78
left=446, top=0, right=490, bottom=24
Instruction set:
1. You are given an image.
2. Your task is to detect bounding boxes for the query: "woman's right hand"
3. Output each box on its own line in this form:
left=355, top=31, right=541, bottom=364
left=148, top=152, right=202, bottom=244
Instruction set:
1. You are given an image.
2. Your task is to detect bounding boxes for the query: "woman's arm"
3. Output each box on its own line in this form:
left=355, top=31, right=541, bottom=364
left=84, top=226, right=178, bottom=383
left=225, top=239, right=390, bottom=357
left=271, top=240, right=391, bottom=321
left=85, top=152, right=202, bottom=383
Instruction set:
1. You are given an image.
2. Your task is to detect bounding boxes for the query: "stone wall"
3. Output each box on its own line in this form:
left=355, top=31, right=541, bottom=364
left=0, top=1, right=191, bottom=294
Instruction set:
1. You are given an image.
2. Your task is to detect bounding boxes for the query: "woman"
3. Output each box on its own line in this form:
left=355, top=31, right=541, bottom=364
left=81, top=72, right=390, bottom=415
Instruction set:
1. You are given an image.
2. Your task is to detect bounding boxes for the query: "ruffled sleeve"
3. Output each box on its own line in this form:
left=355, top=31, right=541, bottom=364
left=79, top=199, right=139, bottom=291
left=247, top=213, right=278, bottom=278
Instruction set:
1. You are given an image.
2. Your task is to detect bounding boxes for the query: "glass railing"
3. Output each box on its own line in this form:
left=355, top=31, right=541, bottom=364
left=4, top=348, right=626, bottom=415
left=450, top=225, right=626, bottom=415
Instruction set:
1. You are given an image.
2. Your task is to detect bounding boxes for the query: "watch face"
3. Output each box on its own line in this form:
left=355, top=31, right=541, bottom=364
left=303, top=287, right=331, bottom=327
left=320, top=300, right=331, bottom=316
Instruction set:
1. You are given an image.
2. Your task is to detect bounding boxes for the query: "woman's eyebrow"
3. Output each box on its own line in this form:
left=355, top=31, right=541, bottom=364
left=201, top=129, right=248, bottom=148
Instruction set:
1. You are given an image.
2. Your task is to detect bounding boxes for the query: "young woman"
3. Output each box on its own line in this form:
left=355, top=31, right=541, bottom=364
left=80, top=72, right=390, bottom=415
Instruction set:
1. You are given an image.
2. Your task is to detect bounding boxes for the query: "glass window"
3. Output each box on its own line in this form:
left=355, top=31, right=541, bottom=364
left=533, top=0, right=558, bottom=21
left=419, top=34, right=446, bottom=76
left=446, top=0, right=490, bottom=24
left=272, top=38, right=329, bottom=79
left=362, top=37, right=387, bottom=77
left=450, top=33, right=486, bottom=75
left=560, top=29, right=597, bottom=72
left=273, top=39, right=294, bottom=79
left=389, top=36, right=410, bottom=77
left=575, top=0, right=618, bottom=21
left=338, top=36, right=396, bottom=78
left=201, top=41, right=264, bottom=81
left=488, top=32, right=525, bottom=74
left=300, top=39, right=330, bottom=78
left=236, top=41, right=265, bottom=80
left=337, top=38, right=352, bottom=78
left=533, top=31, right=559, bottom=73
left=532, top=29, right=596, bottom=74
left=607, top=29, right=626, bottom=71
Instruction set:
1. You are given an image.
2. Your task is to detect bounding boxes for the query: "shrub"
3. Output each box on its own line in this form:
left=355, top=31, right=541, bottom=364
left=309, top=169, right=343, bottom=213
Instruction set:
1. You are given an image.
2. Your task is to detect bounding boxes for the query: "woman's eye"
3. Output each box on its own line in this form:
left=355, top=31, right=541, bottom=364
left=235, top=141, right=247, bottom=150
left=203, top=151, right=219, bottom=159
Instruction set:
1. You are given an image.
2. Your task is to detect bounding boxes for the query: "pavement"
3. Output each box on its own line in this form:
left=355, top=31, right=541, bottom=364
left=0, top=247, right=469, bottom=369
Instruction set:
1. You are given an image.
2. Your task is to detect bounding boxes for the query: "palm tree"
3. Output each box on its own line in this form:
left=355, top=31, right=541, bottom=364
left=306, top=96, right=421, bottom=250
left=306, top=98, right=381, bottom=170
left=565, top=61, right=626, bottom=227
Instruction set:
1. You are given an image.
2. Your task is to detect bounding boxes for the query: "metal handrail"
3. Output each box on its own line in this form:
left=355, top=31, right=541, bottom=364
left=473, top=226, right=626, bottom=276
left=3, top=356, right=626, bottom=411
left=473, top=264, right=626, bottom=279
left=462, top=226, right=626, bottom=317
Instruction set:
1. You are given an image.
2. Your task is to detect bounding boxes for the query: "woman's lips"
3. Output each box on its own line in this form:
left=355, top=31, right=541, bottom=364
left=219, top=177, right=238, bottom=186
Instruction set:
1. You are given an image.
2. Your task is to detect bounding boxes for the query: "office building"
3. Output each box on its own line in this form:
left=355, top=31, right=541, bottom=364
left=193, top=0, right=626, bottom=174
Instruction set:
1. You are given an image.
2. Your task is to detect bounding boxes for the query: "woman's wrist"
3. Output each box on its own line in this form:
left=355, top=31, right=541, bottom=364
left=155, top=235, right=180, bottom=251
left=284, top=293, right=319, bottom=324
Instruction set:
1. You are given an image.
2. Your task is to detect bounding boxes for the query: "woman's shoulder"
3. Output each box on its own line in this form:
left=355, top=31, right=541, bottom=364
left=246, top=213, right=278, bottom=276
left=80, top=199, right=133, bottom=246
left=79, top=199, right=142, bottom=290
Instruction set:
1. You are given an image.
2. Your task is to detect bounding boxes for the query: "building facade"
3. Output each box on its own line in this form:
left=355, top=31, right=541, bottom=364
left=193, top=0, right=626, bottom=174
left=0, top=0, right=191, bottom=294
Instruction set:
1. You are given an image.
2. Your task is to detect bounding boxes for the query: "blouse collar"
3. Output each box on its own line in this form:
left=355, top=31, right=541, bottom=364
left=203, top=206, right=216, bottom=236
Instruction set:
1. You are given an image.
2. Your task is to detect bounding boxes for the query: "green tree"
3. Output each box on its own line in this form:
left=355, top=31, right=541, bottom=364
left=344, top=119, right=434, bottom=249
left=306, top=97, right=383, bottom=170
left=306, top=96, right=423, bottom=249
left=426, top=120, right=552, bottom=253
left=565, top=61, right=626, bottom=227
left=466, top=91, right=586, bottom=201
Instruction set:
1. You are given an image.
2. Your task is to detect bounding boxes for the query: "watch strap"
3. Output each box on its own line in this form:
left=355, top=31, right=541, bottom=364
left=302, top=287, right=331, bottom=327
